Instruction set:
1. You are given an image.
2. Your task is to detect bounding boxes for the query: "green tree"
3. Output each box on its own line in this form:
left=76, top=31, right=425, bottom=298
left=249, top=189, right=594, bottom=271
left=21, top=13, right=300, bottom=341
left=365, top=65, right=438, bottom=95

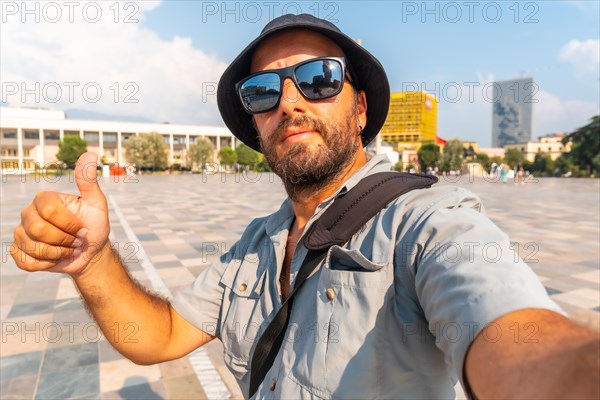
left=56, top=136, right=87, bottom=168
left=257, top=158, right=272, bottom=172
left=531, top=152, right=555, bottom=177
left=219, top=147, right=237, bottom=167
left=124, top=132, right=168, bottom=171
left=475, top=153, right=490, bottom=171
left=505, top=148, right=524, bottom=167
left=187, top=138, right=214, bottom=171
left=555, top=153, right=574, bottom=175
left=592, top=153, right=600, bottom=176
left=236, top=143, right=263, bottom=170
left=561, top=116, right=600, bottom=176
left=439, top=138, right=463, bottom=172
left=417, top=143, right=440, bottom=171
left=523, top=160, right=534, bottom=174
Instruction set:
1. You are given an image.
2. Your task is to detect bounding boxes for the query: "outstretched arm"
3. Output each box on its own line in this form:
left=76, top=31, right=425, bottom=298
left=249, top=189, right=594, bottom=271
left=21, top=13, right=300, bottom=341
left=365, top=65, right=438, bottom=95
left=465, top=308, right=599, bottom=399
left=71, top=243, right=213, bottom=364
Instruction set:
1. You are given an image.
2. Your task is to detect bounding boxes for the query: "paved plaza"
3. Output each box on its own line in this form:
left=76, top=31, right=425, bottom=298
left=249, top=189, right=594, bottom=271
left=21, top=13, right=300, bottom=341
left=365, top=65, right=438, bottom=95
left=1, top=169, right=599, bottom=399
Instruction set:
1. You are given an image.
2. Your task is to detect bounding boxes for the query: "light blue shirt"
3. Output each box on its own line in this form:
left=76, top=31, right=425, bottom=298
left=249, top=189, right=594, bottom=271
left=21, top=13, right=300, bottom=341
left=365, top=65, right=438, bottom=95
left=173, top=154, right=561, bottom=399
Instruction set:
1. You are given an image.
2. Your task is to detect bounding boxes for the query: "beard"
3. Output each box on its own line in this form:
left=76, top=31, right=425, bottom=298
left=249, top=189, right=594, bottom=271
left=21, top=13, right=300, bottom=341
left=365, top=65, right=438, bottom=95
left=258, top=105, right=361, bottom=202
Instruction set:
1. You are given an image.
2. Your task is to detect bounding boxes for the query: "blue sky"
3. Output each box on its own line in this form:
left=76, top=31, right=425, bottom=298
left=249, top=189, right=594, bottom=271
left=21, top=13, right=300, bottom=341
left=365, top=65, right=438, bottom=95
left=2, top=0, right=599, bottom=146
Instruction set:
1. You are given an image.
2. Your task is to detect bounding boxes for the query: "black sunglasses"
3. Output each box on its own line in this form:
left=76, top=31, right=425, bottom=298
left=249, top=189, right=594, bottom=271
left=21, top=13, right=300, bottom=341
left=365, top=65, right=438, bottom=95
left=236, top=56, right=355, bottom=114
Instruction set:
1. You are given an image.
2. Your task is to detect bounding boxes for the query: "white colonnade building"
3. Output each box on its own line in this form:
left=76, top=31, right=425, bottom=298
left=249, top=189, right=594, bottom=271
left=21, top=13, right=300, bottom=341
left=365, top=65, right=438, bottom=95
left=0, top=107, right=236, bottom=174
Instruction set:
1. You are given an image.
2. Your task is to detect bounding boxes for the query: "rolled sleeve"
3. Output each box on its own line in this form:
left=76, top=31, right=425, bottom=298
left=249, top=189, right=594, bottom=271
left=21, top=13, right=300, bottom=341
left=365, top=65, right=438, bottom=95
left=171, top=243, right=238, bottom=338
left=411, top=190, right=562, bottom=386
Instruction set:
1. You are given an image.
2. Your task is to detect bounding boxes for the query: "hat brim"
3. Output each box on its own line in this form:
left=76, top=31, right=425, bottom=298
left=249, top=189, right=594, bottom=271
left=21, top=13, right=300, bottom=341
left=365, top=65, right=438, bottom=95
left=217, top=21, right=390, bottom=153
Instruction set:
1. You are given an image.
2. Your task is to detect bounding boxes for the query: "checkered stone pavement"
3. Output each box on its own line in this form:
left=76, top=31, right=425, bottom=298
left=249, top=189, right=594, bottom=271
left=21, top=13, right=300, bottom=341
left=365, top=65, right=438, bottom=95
left=1, top=170, right=598, bottom=399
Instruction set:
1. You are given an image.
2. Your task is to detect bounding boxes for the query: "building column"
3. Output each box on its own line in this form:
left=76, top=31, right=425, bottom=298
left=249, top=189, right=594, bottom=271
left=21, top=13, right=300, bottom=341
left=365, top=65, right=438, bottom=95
left=216, top=135, right=221, bottom=152
left=169, top=133, right=174, bottom=166
left=79, top=130, right=84, bottom=139
left=99, top=131, right=104, bottom=162
left=17, top=127, right=23, bottom=172
left=38, top=128, right=45, bottom=166
left=185, top=134, right=191, bottom=168
left=230, top=136, right=235, bottom=148
left=117, top=131, right=122, bottom=165
left=59, top=129, right=64, bottom=141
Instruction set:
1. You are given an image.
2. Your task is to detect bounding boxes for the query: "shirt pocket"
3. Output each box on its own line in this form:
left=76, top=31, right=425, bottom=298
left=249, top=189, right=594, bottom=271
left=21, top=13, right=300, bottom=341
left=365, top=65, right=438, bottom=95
left=219, top=256, right=267, bottom=381
left=289, top=245, right=391, bottom=398
left=322, top=245, right=388, bottom=288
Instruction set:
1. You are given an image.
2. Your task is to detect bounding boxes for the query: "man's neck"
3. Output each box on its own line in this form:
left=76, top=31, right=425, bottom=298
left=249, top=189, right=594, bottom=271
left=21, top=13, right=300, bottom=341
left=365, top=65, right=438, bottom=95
left=289, top=151, right=367, bottom=233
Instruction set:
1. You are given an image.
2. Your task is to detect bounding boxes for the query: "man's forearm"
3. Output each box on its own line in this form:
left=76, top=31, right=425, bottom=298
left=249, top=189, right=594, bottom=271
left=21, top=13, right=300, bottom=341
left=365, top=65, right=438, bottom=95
left=72, top=242, right=175, bottom=364
left=465, top=309, right=600, bottom=399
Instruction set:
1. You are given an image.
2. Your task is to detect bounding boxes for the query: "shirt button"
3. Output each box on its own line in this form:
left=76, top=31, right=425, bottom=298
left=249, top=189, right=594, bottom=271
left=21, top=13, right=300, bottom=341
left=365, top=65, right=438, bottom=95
left=239, top=283, right=248, bottom=292
left=326, top=288, right=336, bottom=301
left=269, top=378, right=277, bottom=391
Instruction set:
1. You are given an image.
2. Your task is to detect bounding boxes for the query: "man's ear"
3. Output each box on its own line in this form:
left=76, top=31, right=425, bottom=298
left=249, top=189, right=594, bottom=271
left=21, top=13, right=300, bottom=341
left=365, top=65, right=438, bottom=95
left=357, top=90, right=367, bottom=129
left=251, top=116, right=259, bottom=134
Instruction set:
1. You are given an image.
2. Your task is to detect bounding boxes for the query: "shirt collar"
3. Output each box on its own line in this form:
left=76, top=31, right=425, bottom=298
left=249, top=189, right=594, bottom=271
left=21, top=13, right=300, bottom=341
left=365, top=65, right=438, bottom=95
left=333, top=153, right=392, bottom=198
left=265, top=154, right=392, bottom=237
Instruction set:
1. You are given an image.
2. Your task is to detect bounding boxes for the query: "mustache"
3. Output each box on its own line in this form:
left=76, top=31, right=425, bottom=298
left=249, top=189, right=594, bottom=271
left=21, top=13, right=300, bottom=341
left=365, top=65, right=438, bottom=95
left=270, top=115, right=325, bottom=143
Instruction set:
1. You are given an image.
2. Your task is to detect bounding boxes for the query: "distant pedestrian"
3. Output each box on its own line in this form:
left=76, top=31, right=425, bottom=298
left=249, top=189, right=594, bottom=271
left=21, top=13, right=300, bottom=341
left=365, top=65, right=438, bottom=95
left=501, top=164, right=508, bottom=184
left=518, top=166, right=525, bottom=184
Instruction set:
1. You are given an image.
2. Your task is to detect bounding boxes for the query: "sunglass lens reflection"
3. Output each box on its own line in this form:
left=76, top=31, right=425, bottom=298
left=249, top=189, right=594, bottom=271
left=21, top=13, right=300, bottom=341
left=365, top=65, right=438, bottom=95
left=295, top=59, right=343, bottom=100
left=239, top=74, right=281, bottom=113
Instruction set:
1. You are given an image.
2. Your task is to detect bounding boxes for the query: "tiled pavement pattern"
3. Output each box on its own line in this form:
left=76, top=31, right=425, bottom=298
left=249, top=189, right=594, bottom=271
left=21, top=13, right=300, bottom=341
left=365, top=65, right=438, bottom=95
left=1, top=170, right=598, bottom=399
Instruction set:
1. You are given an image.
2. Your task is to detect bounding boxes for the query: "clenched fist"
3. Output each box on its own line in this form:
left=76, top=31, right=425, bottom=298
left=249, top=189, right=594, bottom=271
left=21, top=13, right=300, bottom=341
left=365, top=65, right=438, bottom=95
left=11, top=152, right=110, bottom=276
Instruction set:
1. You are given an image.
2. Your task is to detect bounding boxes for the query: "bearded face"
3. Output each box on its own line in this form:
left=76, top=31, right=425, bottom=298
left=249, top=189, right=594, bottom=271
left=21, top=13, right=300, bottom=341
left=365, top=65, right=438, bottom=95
left=258, top=99, right=362, bottom=201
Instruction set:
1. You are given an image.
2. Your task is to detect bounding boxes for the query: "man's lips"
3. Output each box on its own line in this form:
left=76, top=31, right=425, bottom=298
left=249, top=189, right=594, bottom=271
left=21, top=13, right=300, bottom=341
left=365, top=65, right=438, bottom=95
left=280, top=129, right=319, bottom=143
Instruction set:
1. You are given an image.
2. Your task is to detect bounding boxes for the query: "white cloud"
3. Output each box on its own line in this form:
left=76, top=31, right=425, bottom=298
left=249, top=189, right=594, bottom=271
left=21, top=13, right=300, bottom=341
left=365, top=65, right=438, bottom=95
left=436, top=73, right=599, bottom=146
left=534, top=90, right=599, bottom=135
left=476, top=72, right=495, bottom=86
left=558, top=39, right=600, bottom=78
left=0, top=1, right=228, bottom=125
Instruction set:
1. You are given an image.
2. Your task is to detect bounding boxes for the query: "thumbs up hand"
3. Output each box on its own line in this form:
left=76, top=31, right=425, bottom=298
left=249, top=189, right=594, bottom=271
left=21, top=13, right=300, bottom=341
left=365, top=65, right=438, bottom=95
left=12, top=152, right=110, bottom=276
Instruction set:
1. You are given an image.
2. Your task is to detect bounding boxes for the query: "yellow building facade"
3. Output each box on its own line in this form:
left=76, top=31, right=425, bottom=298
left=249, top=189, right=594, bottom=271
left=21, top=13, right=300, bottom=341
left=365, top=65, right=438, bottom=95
left=381, top=91, right=438, bottom=151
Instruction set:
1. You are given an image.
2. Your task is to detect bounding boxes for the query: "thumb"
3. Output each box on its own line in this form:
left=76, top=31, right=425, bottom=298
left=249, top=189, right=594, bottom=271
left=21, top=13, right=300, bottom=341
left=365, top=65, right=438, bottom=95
left=75, top=152, right=103, bottom=201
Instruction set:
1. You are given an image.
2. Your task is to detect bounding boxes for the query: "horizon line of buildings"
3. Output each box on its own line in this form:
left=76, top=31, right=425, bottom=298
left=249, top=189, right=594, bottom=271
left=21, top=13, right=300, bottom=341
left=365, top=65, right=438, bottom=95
left=0, top=107, right=235, bottom=173
left=379, top=78, right=536, bottom=153
left=0, top=101, right=571, bottom=174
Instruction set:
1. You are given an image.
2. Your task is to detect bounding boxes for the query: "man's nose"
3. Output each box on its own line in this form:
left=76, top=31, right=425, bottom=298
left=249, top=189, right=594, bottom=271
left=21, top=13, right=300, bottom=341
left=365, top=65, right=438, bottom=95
left=278, top=77, right=306, bottom=115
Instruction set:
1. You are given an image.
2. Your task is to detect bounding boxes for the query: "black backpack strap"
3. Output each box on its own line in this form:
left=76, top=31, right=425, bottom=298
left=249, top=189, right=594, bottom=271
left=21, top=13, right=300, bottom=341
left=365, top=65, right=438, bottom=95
left=248, top=171, right=438, bottom=397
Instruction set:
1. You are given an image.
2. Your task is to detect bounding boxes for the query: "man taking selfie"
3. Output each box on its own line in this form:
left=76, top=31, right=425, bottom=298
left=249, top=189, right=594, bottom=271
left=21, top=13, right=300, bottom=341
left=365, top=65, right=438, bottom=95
left=12, top=14, right=599, bottom=399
